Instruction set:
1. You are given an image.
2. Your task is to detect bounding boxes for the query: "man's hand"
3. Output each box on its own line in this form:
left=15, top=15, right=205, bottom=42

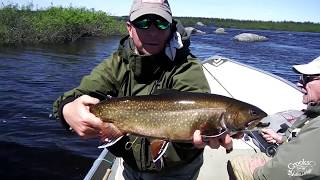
left=192, top=130, right=243, bottom=152
left=63, top=95, right=123, bottom=142
left=249, top=157, right=267, bottom=174
left=261, top=128, right=284, bottom=144
left=63, top=95, right=104, bottom=138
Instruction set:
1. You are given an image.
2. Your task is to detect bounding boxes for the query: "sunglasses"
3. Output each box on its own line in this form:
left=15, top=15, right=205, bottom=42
left=299, top=74, right=320, bottom=86
left=130, top=15, right=171, bottom=30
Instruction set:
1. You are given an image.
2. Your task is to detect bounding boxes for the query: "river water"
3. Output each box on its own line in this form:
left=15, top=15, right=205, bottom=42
left=1, top=27, right=320, bottom=179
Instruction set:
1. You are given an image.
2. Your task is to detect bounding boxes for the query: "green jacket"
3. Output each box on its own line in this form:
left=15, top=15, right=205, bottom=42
left=53, top=24, right=210, bottom=172
left=253, top=104, right=320, bottom=179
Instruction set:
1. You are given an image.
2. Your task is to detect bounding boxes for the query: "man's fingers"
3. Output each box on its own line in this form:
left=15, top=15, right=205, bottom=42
left=80, top=95, right=100, bottom=106
left=193, top=130, right=236, bottom=151
left=249, top=158, right=268, bottom=174
left=220, top=134, right=233, bottom=152
left=86, top=113, right=104, bottom=130
left=266, top=139, right=276, bottom=144
left=78, top=95, right=103, bottom=129
left=193, top=130, right=206, bottom=149
left=261, top=128, right=268, bottom=133
left=205, top=133, right=233, bottom=151
left=77, top=126, right=100, bottom=139
left=261, top=128, right=274, bottom=135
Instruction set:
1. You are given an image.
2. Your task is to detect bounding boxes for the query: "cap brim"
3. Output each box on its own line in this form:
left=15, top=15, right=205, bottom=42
left=130, top=7, right=172, bottom=23
left=292, top=64, right=320, bottom=75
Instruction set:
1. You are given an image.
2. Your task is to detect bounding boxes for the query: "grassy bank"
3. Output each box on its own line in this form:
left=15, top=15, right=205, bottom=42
left=1, top=5, right=319, bottom=45
left=0, top=5, right=127, bottom=45
left=176, top=17, right=320, bottom=33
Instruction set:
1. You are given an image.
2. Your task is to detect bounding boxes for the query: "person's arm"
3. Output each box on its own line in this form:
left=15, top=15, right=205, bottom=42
left=52, top=54, right=125, bottom=138
left=253, top=119, right=320, bottom=179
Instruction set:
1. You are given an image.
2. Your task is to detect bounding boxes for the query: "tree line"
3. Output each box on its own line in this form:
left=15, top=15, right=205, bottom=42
left=0, top=4, right=127, bottom=45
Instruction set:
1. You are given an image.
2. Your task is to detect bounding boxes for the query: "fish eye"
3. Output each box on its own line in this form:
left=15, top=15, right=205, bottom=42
left=249, top=109, right=258, bottom=116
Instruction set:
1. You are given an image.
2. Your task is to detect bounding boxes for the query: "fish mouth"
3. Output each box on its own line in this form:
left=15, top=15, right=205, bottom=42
left=255, top=121, right=270, bottom=128
left=245, top=118, right=269, bottom=129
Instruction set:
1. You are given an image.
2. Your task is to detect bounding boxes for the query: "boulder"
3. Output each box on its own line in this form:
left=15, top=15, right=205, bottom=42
left=196, top=22, right=206, bottom=26
left=215, top=28, right=227, bottom=34
left=234, top=33, right=268, bottom=42
left=184, top=27, right=206, bottom=35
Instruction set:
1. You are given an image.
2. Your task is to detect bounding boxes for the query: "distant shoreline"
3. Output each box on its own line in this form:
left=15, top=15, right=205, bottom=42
left=1, top=5, right=319, bottom=45
left=175, top=17, right=320, bottom=33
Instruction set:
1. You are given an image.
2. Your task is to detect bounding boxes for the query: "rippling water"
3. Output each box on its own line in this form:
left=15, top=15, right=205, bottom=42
left=1, top=28, right=320, bottom=179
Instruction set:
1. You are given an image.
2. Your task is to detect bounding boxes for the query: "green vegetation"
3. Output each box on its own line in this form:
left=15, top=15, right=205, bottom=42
left=176, top=17, right=320, bottom=33
left=0, top=4, right=127, bottom=45
left=1, top=4, right=319, bottom=45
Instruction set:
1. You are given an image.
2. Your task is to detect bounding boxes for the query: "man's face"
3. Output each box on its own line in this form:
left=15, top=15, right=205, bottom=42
left=298, top=75, right=320, bottom=104
left=127, top=15, right=171, bottom=55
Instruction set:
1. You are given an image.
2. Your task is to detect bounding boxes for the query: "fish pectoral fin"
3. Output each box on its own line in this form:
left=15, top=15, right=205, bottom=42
left=150, top=140, right=169, bottom=162
left=98, top=136, right=124, bottom=149
left=201, top=128, right=228, bottom=141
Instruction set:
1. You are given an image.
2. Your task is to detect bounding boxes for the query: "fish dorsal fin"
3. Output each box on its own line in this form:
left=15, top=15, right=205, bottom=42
left=150, top=139, right=169, bottom=162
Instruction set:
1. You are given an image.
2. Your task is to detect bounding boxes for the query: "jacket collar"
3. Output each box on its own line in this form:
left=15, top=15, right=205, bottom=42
left=306, top=103, right=320, bottom=118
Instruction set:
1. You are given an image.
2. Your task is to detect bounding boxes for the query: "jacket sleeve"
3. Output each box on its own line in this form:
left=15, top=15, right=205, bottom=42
left=171, top=56, right=210, bottom=93
left=52, top=53, right=126, bottom=126
left=253, top=118, right=320, bottom=179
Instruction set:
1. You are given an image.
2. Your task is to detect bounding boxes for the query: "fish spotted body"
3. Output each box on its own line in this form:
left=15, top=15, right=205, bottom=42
left=90, top=91, right=267, bottom=142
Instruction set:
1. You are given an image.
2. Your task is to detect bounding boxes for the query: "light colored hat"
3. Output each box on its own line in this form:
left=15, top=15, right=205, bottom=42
left=293, top=56, right=320, bottom=75
left=129, top=0, right=172, bottom=23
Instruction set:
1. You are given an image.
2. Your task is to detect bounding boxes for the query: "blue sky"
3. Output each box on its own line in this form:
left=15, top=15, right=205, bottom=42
left=3, top=0, right=320, bottom=23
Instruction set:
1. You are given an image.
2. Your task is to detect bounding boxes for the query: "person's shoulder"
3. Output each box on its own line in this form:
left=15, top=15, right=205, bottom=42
left=92, top=51, right=129, bottom=75
left=298, top=115, right=320, bottom=136
left=186, top=55, right=202, bottom=65
left=308, top=115, right=320, bottom=127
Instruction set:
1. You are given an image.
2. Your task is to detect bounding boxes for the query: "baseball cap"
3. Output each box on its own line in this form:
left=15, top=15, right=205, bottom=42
left=293, top=56, right=320, bottom=75
left=129, top=0, right=172, bottom=23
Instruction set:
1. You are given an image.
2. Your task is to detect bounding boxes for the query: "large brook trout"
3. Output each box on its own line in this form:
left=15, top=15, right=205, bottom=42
left=90, top=91, right=267, bottom=141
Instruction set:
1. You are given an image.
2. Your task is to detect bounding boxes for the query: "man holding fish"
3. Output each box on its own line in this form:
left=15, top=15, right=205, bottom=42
left=53, top=0, right=258, bottom=179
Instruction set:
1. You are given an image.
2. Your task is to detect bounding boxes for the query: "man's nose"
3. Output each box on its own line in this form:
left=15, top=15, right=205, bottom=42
left=148, top=24, right=160, bottom=34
